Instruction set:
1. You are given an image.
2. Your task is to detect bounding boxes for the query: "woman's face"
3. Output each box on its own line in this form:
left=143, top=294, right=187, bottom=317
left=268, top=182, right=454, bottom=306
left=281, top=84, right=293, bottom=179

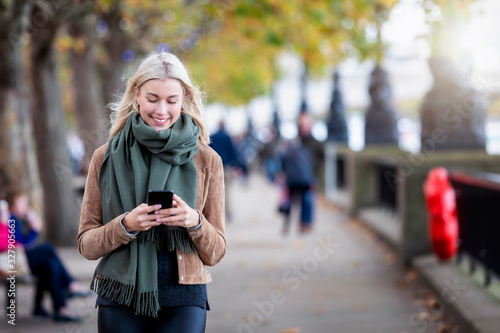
left=12, top=195, right=28, bottom=216
left=135, top=78, right=184, bottom=132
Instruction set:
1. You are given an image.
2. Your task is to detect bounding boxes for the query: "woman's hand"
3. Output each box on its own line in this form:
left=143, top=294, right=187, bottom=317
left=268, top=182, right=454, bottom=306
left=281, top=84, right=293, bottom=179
left=156, top=194, right=200, bottom=229
left=27, top=210, right=42, bottom=232
left=121, top=203, right=164, bottom=232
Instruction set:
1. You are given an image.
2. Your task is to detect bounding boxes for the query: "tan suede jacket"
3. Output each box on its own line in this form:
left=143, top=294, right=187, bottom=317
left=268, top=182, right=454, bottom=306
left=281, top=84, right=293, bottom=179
left=77, top=142, right=226, bottom=285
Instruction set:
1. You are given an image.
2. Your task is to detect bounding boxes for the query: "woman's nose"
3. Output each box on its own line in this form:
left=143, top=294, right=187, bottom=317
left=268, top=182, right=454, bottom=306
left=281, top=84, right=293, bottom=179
left=157, top=101, right=168, bottom=114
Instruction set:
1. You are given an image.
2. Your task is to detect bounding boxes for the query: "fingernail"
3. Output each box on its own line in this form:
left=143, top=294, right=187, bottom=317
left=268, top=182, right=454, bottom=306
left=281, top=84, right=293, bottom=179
left=154, top=211, right=159, bottom=214
left=156, top=218, right=160, bottom=222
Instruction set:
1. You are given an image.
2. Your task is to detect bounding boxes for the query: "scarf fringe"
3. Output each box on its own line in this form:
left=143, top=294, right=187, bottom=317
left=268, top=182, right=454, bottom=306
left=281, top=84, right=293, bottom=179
left=90, top=271, right=161, bottom=317
left=136, top=290, right=160, bottom=318
left=141, top=227, right=198, bottom=254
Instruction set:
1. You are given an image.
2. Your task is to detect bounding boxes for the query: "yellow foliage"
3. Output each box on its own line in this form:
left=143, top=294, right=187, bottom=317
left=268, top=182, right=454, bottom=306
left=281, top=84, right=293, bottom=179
left=55, top=35, right=73, bottom=53
left=74, top=37, right=87, bottom=55
left=89, top=0, right=402, bottom=104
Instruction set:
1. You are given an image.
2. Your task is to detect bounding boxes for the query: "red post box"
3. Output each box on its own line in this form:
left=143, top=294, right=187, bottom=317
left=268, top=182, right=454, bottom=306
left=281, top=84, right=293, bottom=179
left=423, top=167, right=459, bottom=260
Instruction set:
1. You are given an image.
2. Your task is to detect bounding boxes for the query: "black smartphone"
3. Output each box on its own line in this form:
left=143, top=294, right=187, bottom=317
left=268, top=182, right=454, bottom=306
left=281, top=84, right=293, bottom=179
left=147, top=190, right=174, bottom=215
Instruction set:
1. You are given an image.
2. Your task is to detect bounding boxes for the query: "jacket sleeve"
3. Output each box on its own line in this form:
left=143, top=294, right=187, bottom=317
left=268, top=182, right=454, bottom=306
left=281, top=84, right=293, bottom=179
left=76, top=147, right=134, bottom=260
left=188, top=157, right=226, bottom=266
left=13, top=218, right=38, bottom=247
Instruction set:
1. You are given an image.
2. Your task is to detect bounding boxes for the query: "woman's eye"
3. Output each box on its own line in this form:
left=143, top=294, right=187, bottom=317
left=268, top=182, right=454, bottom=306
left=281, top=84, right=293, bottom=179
left=148, top=99, right=157, bottom=103
left=168, top=100, right=177, bottom=104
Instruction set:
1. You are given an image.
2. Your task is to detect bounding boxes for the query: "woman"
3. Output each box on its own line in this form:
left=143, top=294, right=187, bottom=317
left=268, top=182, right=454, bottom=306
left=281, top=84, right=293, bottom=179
left=77, top=51, right=225, bottom=333
left=3, top=194, right=89, bottom=322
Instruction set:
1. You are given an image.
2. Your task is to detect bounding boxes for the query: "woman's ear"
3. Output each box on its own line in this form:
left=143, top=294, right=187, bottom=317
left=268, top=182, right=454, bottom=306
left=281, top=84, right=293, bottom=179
left=134, top=86, right=139, bottom=100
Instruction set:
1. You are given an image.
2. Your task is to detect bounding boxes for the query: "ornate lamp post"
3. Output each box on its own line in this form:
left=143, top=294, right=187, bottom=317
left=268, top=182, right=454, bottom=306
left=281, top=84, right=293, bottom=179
left=364, top=65, right=399, bottom=145
left=327, top=70, right=349, bottom=143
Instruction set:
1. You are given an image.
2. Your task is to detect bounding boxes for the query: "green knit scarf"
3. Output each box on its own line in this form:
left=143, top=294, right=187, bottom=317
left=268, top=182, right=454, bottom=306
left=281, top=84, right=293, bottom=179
left=90, top=112, right=200, bottom=317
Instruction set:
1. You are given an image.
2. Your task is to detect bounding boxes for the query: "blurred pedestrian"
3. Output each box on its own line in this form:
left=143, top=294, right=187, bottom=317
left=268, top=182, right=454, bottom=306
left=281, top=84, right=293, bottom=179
left=4, top=193, right=90, bottom=322
left=78, top=51, right=225, bottom=333
left=298, top=112, right=325, bottom=188
left=278, top=139, right=316, bottom=235
left=210, top=120, right=246, bottom=221
left=260, top=127, right=281, bottom=182
left=234, top=124, right=258, bottom=178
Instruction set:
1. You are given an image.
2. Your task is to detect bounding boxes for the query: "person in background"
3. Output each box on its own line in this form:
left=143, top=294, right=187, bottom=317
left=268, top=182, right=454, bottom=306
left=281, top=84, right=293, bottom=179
left=297, top=112, right=325, bottom=189
left=210, top=120, right=246, bottom=222
left=5, top=193, right=91, bottom=322
left=277, top=139, right=316, bottom=235
left=260, top=127, right=282, bottom=183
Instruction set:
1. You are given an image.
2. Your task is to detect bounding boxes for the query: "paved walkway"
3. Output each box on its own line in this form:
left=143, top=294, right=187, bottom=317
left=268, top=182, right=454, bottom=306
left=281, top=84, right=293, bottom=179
left=1, top=173, right=461, bottom=333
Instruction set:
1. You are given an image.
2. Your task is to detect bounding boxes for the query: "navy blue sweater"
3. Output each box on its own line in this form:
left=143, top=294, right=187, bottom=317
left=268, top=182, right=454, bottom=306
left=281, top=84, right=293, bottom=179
left=96, top=247, right=208, bottom=310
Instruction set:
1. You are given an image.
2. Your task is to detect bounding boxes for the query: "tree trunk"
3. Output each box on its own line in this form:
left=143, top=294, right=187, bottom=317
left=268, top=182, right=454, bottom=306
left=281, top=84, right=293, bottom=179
left=99, top=6, right=129, bottom=132
left=271, top=83, right=281, bottom=139
left=30, top=4, right=79, bottom=246
left=68, top=11, right=106, bottom=173
left=0, top=1, right=42, bottom=210
left=299, top=63, right=309, bottom=114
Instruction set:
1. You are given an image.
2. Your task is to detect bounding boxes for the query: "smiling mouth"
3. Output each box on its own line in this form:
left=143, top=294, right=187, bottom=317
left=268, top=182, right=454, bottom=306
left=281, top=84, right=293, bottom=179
left=152, top=116, right=168, bottom=124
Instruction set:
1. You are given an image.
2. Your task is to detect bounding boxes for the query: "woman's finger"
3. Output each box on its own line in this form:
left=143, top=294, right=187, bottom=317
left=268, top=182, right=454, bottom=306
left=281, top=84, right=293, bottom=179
left=156, top=207, right=185, bottom=216
left=173, top=194, right=186, bottom=206
left=145, top=204, right=162, bottom=214
left=162, top=213, right=187, bottom=223
left=139, top=219, right=164, bottom=229
left=162, top=220, right=188, bottom=227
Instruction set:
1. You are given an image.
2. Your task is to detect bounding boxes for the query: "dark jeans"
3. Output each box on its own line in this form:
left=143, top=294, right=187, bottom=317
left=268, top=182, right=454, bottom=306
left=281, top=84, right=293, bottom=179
left=283, top=185, right=315, bottom=228
left=98, top=305, right=206, bottom=333
left=25, top=243, right=73, bottom=312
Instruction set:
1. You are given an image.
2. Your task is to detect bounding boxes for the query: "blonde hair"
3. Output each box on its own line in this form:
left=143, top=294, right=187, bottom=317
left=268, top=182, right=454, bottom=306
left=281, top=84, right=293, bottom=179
left=108, top=51, right=210, bottom=143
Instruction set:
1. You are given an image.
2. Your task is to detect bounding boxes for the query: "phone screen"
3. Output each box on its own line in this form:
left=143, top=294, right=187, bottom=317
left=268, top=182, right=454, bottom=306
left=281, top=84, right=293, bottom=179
left=147, top=190, right=174, bottom=215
